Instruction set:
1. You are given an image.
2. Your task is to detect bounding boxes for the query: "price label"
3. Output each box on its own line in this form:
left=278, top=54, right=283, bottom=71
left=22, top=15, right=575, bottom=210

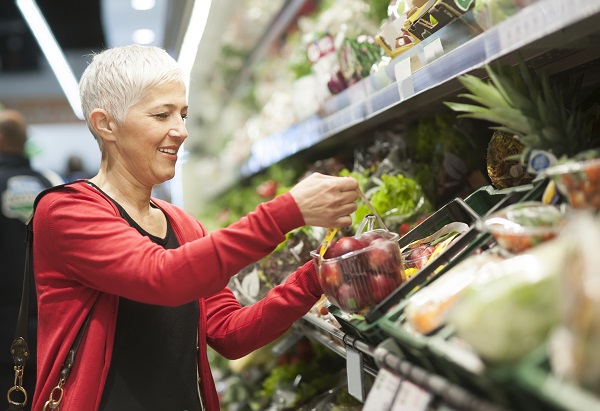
left=346, top=346, right=366, bottom=401
left=422, top=37, right=444, bottom=65
left=363, top=368, right=402, bottom=411
left=391, top=380, right=432, bottom=411
left=394, top=58, right=414, bottom=102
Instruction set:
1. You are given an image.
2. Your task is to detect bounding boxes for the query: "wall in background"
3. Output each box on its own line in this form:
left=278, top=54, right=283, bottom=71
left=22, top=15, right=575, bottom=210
left=27, top=122, right=100, bottom=178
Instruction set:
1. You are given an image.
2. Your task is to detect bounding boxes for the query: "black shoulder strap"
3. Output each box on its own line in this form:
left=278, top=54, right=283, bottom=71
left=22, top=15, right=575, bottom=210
left=11, top=184, right=73, bottom=363
left=7, top=182, right=86, bottom=409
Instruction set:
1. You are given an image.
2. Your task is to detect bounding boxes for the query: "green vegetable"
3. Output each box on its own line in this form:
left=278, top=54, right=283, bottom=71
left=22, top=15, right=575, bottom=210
left=354, top=173, right=432, bottom=231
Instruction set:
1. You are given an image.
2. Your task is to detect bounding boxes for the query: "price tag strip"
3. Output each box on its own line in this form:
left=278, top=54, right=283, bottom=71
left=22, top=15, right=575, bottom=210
left=362, top=368, right=402, bottom=411
left=392, top=379, right=433, bottom=411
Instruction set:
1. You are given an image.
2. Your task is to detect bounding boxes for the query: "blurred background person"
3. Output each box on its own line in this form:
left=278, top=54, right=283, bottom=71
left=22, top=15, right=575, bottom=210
left=63, top=154, right=91, bottom=182
left=0, top=108, right=59, bottom=401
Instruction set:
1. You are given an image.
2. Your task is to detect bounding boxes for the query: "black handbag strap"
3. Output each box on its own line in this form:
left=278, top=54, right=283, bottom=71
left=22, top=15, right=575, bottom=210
left=7, top=182, right=93, bottom=410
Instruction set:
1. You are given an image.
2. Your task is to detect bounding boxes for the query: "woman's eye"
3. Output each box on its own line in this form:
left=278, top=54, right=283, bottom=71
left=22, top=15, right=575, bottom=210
left=155, top=113, right=169, bottom=119
left=182, top=114, right=188, bottom=121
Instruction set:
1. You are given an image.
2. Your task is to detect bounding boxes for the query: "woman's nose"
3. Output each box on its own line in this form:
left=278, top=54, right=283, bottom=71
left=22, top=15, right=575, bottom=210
left=169, top=120, right=188, bottom=140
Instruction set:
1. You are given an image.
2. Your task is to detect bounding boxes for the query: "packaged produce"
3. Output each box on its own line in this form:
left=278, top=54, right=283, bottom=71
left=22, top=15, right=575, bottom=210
left=311, top=229, right=406, bottom=314
left=404, top=251, right=504, bottom=334
left=477, top=201, right=565, bottom=253
left=448, top=237, right=568, bottom=363
left=542, top=157, right=600, bottom=210
left=401, top=221, right=469, bottom=276
left=548, top=212, right=600, bottom=395
left=338, top=36, right=382, bottom=86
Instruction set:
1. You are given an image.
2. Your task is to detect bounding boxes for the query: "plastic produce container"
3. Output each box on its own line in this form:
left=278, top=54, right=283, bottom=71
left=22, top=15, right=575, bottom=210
left=477, top=201, right=565, bottom=254
left=310, top=229, right=406, bottom=314
left=543, top=158, right=600, bottom=210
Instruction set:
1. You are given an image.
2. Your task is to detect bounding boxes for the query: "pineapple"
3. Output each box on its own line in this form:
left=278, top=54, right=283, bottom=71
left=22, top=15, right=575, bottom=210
left=445, top=62, right=599, bottom=163
left=486, top=130, right=534, bottom=189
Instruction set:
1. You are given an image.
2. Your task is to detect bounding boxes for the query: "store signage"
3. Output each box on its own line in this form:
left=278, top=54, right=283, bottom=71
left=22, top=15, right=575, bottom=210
left=307, top=34, right=336, bottom=64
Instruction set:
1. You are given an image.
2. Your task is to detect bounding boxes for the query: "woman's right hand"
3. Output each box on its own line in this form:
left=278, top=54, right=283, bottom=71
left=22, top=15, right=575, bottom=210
left=289, top=173, right=359, bottom=228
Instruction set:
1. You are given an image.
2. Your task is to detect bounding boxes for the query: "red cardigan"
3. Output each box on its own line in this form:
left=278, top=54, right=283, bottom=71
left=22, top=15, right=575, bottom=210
left=31, top=182, right=322, bottom=410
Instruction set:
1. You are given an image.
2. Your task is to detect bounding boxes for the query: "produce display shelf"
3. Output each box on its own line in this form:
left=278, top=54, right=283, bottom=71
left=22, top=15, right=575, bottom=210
left=240, top=0, right=600, bottom=177
left=300, top=313, right=506, bottom=411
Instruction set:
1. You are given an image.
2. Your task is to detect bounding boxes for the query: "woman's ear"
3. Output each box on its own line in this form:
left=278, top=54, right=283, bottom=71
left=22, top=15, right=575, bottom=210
left=89, top=109, right=117, bottom=142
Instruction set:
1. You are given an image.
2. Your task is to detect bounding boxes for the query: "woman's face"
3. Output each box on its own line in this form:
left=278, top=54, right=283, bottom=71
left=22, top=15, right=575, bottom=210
left=112, top=81, right=188, bottom=186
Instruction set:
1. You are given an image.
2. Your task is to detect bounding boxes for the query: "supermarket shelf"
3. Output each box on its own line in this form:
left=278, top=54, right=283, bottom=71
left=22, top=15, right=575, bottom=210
left=227, top=0, right=310, bottom=100
left=300, top=313, right=506, bottom=410
left=240, top=0, right=600, bottom=177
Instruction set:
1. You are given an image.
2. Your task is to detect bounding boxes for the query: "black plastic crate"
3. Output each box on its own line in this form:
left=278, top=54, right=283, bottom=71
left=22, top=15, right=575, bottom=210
left=364, top=198, right=482, bottom=323
left=464, top=183, right=536, bottom=217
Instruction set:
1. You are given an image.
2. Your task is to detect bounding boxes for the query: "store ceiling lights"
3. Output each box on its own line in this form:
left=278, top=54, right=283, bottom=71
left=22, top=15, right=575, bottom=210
left=16, top=0, right=85, bottom=120
left=131, top=0, right=156, bottom=11
left=177, top=0, right=213, bottom=86
left=132, top=28, right=156, bottom=45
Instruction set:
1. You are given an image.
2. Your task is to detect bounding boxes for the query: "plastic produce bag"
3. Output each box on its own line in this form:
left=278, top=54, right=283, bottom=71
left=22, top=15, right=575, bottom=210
left=448, top=236, right=568, bottom=363
left=549, top=212, right=600, bottom=395
left=405, top=251, right=504, bottom=334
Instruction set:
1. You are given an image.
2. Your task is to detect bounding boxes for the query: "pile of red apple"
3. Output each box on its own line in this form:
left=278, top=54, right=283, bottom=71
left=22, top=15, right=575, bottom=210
left=313, top=229, right=406, bottom=313
left=403, top=244, right=436, bottom=270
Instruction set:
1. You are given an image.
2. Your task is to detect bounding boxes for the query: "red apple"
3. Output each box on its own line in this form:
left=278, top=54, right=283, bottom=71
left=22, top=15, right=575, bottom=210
left=319, top=261, right=342, bottom=291
left=358, top=231, right=385, bottom=245
left=336, top=281, right=371, bottom=312
left=368, top=274, right=400, bottom=304
left=319, top=240, right=338, bottom=259
left=329, top=236, right=367, bottom=257
left=367, top=239, right=401, bottom=272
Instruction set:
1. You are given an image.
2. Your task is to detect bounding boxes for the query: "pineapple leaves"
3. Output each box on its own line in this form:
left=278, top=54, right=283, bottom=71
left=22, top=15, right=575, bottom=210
left=457, top=74, right=512, bottom=109
left=445, top=60, right=600, bottom=160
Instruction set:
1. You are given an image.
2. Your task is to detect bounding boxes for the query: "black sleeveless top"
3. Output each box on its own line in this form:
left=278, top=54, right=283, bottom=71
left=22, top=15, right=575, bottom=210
left=94, top=186, right=202, bottom=411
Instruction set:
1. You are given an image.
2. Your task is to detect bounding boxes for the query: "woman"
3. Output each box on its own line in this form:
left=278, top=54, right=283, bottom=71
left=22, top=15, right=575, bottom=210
left=31, top=45, right=358, bottom=410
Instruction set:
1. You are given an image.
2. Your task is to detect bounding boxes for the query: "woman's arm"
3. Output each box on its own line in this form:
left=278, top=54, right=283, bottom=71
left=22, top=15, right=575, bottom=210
left=205, top=260, right=321, bottom=359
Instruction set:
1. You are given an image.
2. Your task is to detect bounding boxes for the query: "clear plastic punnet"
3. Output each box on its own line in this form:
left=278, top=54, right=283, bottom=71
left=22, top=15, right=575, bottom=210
left=311, top=215, right=406, bottom=314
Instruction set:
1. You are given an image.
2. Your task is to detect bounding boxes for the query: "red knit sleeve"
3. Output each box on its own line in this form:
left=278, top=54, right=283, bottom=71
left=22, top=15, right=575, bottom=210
left=205, top=260, right=322, bottom=359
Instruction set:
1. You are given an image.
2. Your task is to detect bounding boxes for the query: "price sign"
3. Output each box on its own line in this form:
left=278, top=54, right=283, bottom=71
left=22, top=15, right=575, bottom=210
left=362, top=368, right=402, bottom=411
left=391, top=380, right=432, bottom=411
left=394, top=58, right=414, bottom=102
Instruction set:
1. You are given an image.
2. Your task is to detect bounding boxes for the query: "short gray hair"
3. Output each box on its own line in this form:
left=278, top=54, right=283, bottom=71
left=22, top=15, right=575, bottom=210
left=79, top=44, right=187, bottom=141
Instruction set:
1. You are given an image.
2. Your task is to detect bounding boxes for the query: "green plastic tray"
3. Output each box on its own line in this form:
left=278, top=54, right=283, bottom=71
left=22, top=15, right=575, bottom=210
left=377, top=302, right=441, bottom=374
left=516, top=347, right=600, bottom=411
